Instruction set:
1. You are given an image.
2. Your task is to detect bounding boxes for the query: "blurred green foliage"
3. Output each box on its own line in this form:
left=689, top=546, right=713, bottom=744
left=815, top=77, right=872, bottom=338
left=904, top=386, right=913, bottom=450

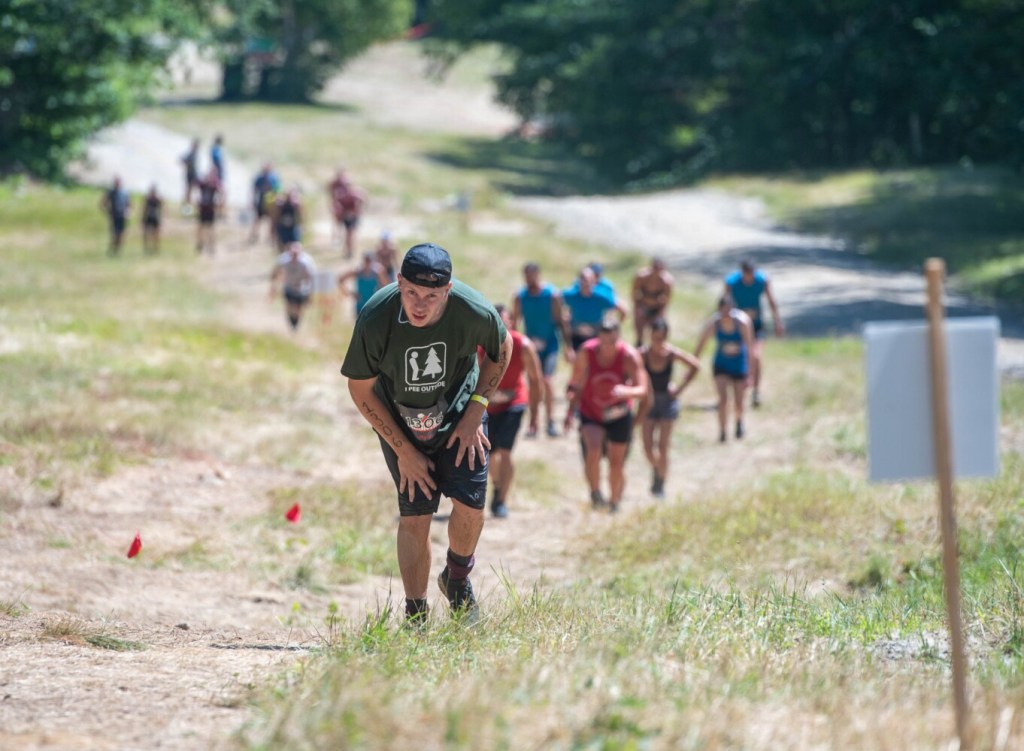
left=426, top=0, right=1024, bottom=183
left=214, top=0, right=413, bottom=102
left=0, top=0, right=207, bottom=178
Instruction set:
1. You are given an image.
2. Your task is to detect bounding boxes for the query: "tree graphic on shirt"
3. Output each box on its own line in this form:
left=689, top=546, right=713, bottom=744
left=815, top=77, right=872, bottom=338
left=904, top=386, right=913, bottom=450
left=422, top=346, right=443, bottom=380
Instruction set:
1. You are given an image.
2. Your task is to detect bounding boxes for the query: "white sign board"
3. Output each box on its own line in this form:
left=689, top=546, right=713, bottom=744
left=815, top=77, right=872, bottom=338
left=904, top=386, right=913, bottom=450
left=865, top=316, right=1000, bottom=482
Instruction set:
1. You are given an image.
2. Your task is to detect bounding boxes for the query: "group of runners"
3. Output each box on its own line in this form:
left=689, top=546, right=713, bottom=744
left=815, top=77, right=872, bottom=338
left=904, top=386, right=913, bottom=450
left=100, top=178, right=166, bottom=256
left=340, top=243, right=784, bottom=624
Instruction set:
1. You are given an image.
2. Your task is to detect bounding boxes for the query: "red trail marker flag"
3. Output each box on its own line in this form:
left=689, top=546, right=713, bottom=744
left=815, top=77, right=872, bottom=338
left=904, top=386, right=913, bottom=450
left=127, top=532, right=142, bottom=559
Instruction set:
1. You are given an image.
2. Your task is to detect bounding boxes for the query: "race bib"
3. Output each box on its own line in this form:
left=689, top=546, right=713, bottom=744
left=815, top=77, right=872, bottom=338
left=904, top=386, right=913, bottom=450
left=722, top=342, right=742, bottom=356
left=395, top=398, right=448, bottom=443
left=602, top=403, right=630, bottom=422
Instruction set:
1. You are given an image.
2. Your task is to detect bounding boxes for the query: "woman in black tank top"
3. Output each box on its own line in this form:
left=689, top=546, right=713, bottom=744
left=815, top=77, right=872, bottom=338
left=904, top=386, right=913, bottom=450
left=637, top=318, right=700, bottom=497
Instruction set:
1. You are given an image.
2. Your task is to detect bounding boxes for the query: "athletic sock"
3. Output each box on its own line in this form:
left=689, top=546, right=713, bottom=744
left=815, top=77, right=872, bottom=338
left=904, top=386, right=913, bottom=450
left=405, top=598, right=428, bottom=618
left=446, top=549, right=475, bottom=582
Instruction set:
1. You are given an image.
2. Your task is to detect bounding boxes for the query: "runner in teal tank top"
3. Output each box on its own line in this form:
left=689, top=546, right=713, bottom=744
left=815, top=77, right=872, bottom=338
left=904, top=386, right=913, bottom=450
left=723, top=259, right=784, bottom=407
left=337, top=252, right=390, bottom=316
left=695, top=295, right=754, bottom=443
left=512, top=262, right=573, bottom=437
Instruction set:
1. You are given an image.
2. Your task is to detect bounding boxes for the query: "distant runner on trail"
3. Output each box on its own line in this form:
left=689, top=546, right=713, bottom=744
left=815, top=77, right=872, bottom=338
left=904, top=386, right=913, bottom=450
left=563, top=266, right=627, bottom=352
left=274, top=188, right=303, bottom=252
left=631, top=257, right=673, bottom=346
left=269, top=241, right=316, bottom=331
left=337, top=252, right=391, bottom=316
left=180, top=137, right=200, bottom=209
left=724, top=259, right=783, bottom=407
left=512, top=262, right=573, bottom=437
left=481, top=304, right=542, bottom=518
left=249, top=163, right=280, bottom=245
left=100, top=176, right=130, bottom=256
left=328, top=168, right=366, bottom=259
left=564, top=316, right=647, bottom=514
left=374, top=231, right=398, bottom=282
left=341, top=243, right=512, bottom=624
left=195, top=168, right=223, bottom=255
left=694, top=295, right=754, bottom=443
left=636, top=318, right=700, bottom=497
left=210, top=134, right=226, bottom=185
left=141, top=184, right=163, bottom=255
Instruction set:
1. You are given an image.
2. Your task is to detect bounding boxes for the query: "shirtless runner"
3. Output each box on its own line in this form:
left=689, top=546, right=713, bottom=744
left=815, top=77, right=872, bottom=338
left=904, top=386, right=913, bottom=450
left=631, top=256, right=673, bottom=346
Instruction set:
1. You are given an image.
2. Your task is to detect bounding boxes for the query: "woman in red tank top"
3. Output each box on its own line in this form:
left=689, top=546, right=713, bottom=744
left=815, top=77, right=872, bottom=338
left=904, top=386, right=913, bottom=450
left=564, top=317, right=647, bottom=513
left=480, top=305, right=543, bottom=518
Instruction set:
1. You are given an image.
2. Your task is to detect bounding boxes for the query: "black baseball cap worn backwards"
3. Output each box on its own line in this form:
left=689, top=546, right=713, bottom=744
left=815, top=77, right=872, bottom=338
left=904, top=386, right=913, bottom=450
left=401, top=243, right=452, bottom=288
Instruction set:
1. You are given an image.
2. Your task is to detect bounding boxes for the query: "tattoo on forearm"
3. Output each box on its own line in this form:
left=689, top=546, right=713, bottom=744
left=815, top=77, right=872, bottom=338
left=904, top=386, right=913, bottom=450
left=483, top=346, right=510, bottom=392
left=360, top=400, right=404, bottom=449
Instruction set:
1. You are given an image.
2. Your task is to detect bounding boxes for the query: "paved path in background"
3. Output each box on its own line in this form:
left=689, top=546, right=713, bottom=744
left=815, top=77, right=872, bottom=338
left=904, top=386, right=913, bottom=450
left=73, top=119, right=256, bottom=211
left=515, top=190, right=1024, bottom=374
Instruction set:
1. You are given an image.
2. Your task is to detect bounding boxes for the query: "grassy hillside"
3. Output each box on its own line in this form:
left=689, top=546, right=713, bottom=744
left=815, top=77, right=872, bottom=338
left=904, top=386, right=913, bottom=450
left=4, top=46, right=1024, bottom=749
left=711, top=166, right=1024, bottom=304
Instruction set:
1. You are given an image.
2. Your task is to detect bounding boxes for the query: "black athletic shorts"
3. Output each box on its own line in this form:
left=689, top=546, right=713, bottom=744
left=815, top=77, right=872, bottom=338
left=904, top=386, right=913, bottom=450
left=284, top=289, right=310, bottom=306
left=488, top=405, right=525, bottom=451
left=111, top=216, right=126, bottom=235
left=713, top=364, right=748, bottom=381
left=377, top=414, right=489, bottom=516
left=580, top=411, right=633, bottom=444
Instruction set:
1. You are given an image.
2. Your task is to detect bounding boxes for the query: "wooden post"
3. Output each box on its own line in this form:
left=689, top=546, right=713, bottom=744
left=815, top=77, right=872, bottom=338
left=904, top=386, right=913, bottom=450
left=924, top=258, right=971, bottom=750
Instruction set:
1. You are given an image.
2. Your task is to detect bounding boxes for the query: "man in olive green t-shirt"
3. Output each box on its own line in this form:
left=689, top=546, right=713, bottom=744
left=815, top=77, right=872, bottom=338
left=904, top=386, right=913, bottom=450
left=341, top=243, right=512, bottom=623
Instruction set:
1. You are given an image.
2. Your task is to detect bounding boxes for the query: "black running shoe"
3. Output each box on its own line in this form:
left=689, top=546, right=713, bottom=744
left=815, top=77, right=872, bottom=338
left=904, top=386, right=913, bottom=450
left=402, top=610, right=429, bottom=630
left=735, top=420, right=744, bottom=439
left=590, top=490, right=607, bottom=509
left=491, top=500, right=509, bottom=518
left=437, top=567, right=479, bottom=619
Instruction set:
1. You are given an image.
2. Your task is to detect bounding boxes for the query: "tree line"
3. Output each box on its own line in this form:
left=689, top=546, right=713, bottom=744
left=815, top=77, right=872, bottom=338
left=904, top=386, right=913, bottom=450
left=4, top=1, right=1021, bottom=183
left=0, top=0, right=412, bottom=178
left=424, top=0, right=1024, bottom=183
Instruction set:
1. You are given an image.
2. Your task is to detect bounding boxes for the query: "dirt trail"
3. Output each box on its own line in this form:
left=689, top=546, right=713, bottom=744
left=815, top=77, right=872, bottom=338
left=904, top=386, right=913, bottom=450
left=4, top=40, right=1020, bottom=751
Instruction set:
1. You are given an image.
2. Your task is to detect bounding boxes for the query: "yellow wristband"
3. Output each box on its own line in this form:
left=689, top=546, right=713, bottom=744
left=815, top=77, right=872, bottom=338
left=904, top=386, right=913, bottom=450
left=470, top=394, right=490, bottom=408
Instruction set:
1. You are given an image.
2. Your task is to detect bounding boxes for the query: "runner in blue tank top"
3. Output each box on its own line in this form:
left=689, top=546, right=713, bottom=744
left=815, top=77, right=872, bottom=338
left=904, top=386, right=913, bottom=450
left=562, top=266, right=627, bottom=352
left=724, top=259, right=784, bottom=407
left=695, top=295, right=754, bottom=443
left=512, top=262, right=573, bottom=437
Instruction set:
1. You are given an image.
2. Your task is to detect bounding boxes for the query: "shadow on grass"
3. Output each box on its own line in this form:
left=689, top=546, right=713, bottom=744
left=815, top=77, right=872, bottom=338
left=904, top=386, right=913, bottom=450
left=424, top=136, right=615, bottom=197
left=158, top=96, right=359, bottom=116
left=669, top=240, right=1024, bottom=340
left=787, top=166, right=1024, bottom=291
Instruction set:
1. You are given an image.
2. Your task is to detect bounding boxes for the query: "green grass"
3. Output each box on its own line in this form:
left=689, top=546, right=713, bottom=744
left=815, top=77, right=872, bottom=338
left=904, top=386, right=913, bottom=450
left=41, top=615, right=147, bottom=651
left=711, top=165, right=1024, bottom=302
left=6, top=49, right=1024, bottom=748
